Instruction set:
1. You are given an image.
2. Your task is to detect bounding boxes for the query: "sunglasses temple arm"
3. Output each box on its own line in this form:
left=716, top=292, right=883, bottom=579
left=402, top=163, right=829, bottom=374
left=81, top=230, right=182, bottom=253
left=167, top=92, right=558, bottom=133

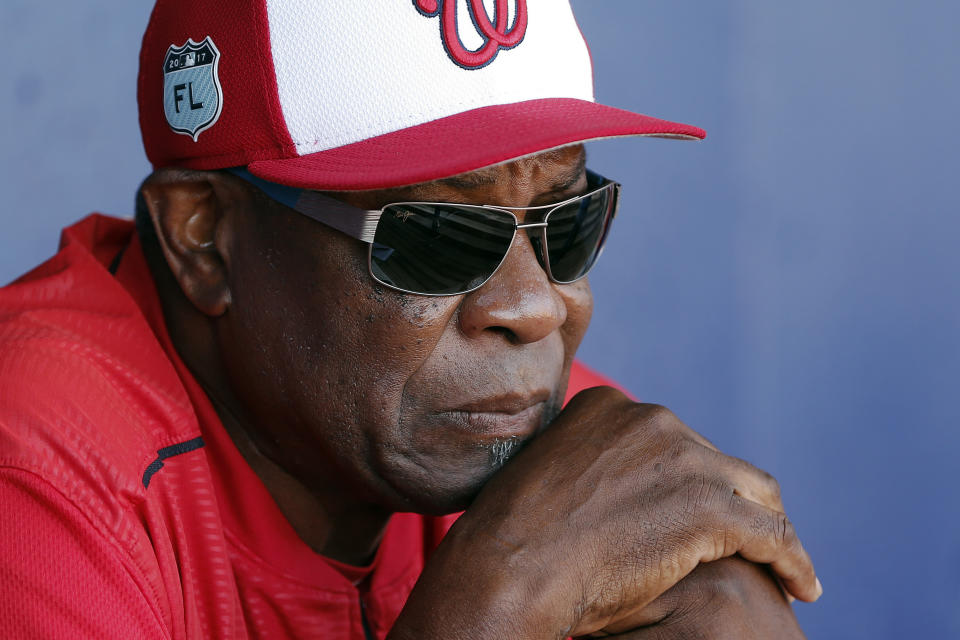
left=224, top=166, right=380, bottom=243
left=294, top=191, right=381, bottom=244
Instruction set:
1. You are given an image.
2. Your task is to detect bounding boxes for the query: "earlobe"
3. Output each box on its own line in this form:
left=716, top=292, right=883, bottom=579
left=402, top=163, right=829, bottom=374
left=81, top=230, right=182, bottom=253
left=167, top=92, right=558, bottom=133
left=140, top=169, right=232, bottom=317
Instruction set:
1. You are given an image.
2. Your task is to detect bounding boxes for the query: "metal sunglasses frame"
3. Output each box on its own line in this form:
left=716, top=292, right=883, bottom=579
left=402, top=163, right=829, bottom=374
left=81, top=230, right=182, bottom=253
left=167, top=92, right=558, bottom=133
left=227, top=167, right=621, bottom=297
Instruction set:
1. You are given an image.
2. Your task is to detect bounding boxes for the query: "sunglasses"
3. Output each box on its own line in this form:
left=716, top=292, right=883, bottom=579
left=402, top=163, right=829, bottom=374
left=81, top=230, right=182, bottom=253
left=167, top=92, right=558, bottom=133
left=227, top=167, right=620, bottom=296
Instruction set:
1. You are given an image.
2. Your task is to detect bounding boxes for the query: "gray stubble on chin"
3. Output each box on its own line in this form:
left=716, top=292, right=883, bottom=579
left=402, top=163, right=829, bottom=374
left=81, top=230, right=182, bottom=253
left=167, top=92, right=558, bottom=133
left=481, top=399, right=562, bottom=470
left=485, top=436, right=524, bottom=469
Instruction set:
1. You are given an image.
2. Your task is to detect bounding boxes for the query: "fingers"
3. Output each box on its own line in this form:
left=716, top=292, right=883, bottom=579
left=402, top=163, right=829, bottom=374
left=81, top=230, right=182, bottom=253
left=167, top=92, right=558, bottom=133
left=641, top=405, right=784, bottom=514
left=626, top=403, right=810, bottom=599
left=671, top=419, right=719, bottom=452
left=706, top=493, right=822, bottom=603
left=632, top=403, right=813, bottom=599
left=708, top=449, right=786, bottom=513
left=666, top=422, right=783, bottom=514
left=778, top=576, right=797, bottom=603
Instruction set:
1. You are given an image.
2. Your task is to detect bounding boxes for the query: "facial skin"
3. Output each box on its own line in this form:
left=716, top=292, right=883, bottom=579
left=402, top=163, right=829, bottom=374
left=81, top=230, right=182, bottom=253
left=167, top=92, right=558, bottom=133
left=141, top=146, right=817, bottom=638
left=141, top=145, right=593, bottom=564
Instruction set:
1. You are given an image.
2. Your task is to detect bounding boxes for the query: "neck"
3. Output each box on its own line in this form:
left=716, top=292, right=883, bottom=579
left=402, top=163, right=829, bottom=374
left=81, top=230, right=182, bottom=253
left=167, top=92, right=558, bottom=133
left=206, top=388, right=391, bottom=565
left=148, top=247, right=391, bottom=566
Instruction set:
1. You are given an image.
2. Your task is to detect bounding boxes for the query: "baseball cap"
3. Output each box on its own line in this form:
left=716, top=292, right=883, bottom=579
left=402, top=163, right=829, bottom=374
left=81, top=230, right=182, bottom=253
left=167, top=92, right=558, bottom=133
left=138, top=0, right=705, bottom=191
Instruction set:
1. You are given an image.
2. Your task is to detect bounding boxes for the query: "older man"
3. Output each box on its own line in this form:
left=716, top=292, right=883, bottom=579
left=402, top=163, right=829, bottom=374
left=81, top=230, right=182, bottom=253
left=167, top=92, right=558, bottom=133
left=0, top=1, right=819, bottom=638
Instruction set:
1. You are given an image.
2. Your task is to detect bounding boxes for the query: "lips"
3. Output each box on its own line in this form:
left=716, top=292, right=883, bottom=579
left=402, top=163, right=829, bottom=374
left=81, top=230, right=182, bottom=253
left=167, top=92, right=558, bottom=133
left=436, top=392, right=551, bottom=440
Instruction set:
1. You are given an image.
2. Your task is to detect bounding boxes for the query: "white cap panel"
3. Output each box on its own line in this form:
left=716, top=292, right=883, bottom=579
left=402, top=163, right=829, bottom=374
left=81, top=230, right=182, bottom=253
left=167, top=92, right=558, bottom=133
left=266, top=0, right=595, bottom=156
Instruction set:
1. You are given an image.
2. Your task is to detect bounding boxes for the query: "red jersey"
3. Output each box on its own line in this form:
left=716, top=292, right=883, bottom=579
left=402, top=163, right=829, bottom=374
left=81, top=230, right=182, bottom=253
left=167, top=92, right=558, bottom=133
left=0, top=215, right=616, bottom=639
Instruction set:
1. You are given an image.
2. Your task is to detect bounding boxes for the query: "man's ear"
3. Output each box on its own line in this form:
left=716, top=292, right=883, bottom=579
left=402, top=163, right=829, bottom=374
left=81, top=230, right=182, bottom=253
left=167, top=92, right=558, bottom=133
left=140, top=169, right=234, bottom=317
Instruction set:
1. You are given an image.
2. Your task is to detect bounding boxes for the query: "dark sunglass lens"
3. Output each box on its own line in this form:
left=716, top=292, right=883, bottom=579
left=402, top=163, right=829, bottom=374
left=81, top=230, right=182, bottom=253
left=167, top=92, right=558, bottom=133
left=371, top=204, right=516, bottom=295
left=544, top=186, right=615, bottom=283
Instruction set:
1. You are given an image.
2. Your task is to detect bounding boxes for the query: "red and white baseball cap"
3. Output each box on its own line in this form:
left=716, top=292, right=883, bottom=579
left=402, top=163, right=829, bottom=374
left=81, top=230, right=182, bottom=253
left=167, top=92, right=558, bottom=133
left=138, top=0, right=705, bottom=191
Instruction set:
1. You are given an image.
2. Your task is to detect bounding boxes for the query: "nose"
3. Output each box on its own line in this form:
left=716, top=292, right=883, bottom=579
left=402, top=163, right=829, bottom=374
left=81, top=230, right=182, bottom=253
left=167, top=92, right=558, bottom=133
left=457, top=230, right=567, bottom=344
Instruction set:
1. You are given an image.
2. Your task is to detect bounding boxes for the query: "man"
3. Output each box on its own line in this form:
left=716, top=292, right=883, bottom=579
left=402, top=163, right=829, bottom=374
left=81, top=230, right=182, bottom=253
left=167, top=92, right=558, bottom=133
left=0, top=1, right=820, bottom=638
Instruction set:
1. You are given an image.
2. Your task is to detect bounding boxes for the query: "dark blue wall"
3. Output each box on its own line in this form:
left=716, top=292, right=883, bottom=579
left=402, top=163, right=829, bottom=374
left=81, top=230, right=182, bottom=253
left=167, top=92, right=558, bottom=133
left=2, top=1, right=957, bottom=636
left=574, top=2, right=960, bottom=636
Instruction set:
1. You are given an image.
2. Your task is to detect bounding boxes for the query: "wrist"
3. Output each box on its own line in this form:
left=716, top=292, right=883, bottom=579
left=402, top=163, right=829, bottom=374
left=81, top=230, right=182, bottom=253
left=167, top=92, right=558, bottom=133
left=391, top=517, right=574, bottom=640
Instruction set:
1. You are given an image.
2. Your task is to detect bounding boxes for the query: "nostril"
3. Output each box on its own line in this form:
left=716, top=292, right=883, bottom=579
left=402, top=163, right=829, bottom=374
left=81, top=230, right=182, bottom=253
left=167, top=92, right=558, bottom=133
left=487, top=326, right=519, bottom=344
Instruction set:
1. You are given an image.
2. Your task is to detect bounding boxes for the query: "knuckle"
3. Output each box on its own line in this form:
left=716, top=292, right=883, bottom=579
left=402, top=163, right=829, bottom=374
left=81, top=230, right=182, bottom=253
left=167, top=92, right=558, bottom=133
left=581, top=384, right=629, bottom=403
left=668, top=434, right=695, bottom=462
left=640, top=403, right=677, bottom=427
left=564, top=384, right=626, bottom=414
left=620, top=402, right=680, bottom=443
left=768, top=480, right=783, bottom=504
left=754, top=466, right=782, bottom=501
left=775, top=513, right=796, bottom=546
left=679, top=471, right=735, bottom=516
left=748, top=509, right=778, bottom=541
left=663, top=433, right=710, bottom=470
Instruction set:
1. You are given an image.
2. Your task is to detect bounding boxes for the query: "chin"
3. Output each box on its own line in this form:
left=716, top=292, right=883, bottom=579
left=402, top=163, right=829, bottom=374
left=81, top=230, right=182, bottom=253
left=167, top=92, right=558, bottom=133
left=374, top=437, right=529, bottom=516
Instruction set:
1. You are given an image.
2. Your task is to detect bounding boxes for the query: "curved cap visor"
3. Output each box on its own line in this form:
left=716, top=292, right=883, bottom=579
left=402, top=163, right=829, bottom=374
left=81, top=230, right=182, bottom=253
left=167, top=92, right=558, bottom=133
left=247, top=98, right=705, bottom=191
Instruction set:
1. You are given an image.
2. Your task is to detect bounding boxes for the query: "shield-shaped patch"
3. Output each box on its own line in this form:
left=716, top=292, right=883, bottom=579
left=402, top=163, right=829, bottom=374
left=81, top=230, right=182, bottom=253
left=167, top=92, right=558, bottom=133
left=163, top=37, right=223, bottom=141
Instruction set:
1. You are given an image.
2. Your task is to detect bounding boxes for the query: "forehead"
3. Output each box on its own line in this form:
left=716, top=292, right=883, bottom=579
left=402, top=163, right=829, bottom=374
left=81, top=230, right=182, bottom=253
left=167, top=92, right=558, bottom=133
left=328, top=145, right=587, bottom=210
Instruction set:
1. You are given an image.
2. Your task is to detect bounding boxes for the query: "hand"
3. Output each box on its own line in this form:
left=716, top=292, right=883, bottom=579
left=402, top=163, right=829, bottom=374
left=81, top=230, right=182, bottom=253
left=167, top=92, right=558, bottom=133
left=594, top=556, right=807, bottom=639
left=391, top=387, right=819, bottom=639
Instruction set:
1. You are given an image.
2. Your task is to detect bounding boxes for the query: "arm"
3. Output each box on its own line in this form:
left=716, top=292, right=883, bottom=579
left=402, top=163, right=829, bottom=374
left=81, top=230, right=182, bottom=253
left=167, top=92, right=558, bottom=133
left=390, top=387, right=818, bottom=639
left=0, top=467, right=168, bottom=639
left=604, top=557, right=806, bottom=639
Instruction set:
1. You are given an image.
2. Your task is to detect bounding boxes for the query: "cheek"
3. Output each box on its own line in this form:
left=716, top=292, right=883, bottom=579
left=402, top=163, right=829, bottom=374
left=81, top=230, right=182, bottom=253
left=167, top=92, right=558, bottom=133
left=560, top=277, right=594, bottom=353
left=363, top=280, right=593, bottom=512
left=222, top=217, right=466, bottom=500
left=226, top=211, right=429, bottom=413
left=350, top=291, right=462, bottom=405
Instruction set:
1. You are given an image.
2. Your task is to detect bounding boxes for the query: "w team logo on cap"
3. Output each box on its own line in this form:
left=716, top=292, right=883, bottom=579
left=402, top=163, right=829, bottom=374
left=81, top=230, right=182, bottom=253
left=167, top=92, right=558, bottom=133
left=414, top=0, right=528, bottom=69
left=162, top=37, right=223, bottom=141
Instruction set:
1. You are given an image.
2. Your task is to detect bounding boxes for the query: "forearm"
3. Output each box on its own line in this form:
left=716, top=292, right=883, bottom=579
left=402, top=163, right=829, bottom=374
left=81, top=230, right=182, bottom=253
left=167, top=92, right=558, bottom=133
left=610, top=557, right=806, bottom=640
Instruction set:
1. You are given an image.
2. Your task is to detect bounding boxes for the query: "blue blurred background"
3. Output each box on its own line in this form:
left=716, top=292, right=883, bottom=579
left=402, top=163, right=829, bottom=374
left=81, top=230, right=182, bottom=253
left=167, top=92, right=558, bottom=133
left=1, top=1, right=957, bottom=636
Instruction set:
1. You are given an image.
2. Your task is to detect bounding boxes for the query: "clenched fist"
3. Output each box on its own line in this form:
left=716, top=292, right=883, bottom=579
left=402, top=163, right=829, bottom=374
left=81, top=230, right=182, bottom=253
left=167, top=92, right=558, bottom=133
left=391, top=387, right=819, bottom=639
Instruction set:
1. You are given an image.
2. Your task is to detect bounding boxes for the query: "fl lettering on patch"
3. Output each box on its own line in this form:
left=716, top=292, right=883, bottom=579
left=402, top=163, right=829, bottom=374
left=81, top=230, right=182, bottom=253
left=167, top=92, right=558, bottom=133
left=162, top=36, right=223, bottom=141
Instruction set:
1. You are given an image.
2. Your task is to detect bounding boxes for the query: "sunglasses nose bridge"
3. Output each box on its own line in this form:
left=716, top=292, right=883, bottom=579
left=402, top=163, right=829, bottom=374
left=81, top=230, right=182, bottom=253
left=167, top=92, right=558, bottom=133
left=477, top=206, right=551, bottom=280
left=501, top=203, right=554, bottom=274
left=482, top=220, right=553, bottom=292
left=513, top=222, right=552, bottom=279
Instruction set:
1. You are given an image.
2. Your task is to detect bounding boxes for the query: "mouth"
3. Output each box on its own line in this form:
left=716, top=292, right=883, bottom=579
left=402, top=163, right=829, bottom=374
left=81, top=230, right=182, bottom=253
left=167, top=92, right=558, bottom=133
left=440, top=403, right=546, bottom=439
left=435, top=392, right=552, bottom=440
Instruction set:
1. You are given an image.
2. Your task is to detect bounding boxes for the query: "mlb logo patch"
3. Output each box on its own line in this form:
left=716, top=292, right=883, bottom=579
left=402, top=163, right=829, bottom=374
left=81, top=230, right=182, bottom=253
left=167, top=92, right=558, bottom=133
left=163, top=37, right=223, bottom=141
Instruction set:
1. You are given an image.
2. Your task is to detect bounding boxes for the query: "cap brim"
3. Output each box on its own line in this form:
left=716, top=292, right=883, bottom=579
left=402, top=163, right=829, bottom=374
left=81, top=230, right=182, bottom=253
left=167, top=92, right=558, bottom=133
left=247, top=98, right=704, bottom=191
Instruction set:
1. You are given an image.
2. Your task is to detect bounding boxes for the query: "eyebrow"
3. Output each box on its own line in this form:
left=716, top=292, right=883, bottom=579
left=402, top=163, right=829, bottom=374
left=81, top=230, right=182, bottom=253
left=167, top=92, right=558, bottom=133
left=436, top=169, right=500, bottom=189
left=435, top=148, right=588, bottom=193
left=545, top=151, right=588, bottom=193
